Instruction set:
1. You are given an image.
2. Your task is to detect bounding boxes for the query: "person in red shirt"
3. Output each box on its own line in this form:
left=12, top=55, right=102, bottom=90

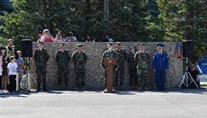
left=40, top=29, right=55, bottom=42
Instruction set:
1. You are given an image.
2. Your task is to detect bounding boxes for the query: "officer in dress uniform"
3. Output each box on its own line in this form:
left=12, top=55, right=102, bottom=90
left=152, top=43, right=169, bottom=91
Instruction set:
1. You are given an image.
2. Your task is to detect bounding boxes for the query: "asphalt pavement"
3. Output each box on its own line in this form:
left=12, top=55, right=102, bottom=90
left=1, top=88, right=207, bottom=118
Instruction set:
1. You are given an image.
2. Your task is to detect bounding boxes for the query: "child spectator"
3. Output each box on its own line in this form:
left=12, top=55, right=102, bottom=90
left=7, top=56, right=18, bottom=92
left=16, top=51, right=24, bottom=89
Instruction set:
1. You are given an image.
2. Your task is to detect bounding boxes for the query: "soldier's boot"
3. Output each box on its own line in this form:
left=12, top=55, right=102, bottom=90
left=58, top=77, right=62, bottom=85
left=42, top=79, right=47, bottom=92
left=64, top=78, right=68, bottom=87
left=81, top=82, right=85, bottom=90
left=81, top=76, right=85, bottom=90
left=36, top=83, right=41, bottom=92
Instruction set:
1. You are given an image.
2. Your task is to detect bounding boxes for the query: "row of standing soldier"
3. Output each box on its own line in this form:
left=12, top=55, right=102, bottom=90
left=33, top=42, right=168, bottom=91
left=34, top=42, right=87, bottom=91
left=101, top=42, right=169, bottom=91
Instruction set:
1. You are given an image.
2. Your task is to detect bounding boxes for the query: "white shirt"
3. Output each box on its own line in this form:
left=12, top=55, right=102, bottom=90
left=0, top=66, right=2, bottom=76
left=7, top=62, right=18, bottom=76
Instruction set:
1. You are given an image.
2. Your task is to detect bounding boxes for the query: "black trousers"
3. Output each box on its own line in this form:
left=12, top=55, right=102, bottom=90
left=75, top=71, right=85, bottom=89
left=57, top=65, right=68, bottom=85
left=36, top=67, right=47, bottom=90
left=129, top=68, right=137, bottom=86
left=8, top=75, right=16, bottom=92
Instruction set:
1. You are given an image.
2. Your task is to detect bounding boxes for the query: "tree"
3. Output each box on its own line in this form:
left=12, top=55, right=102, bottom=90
left=183, top=0, right=207, bottom=61
left=156, top=0, right=185, bottom=41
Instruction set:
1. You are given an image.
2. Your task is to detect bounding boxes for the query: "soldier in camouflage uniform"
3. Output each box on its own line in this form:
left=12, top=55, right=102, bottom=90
left=134, top=43, right=151, bottom=90
left=71, top=44, right=87, bottom=90
left=115, top=42, right=127, bottom=90
left=34, top=42, right=50, bottom=92
left=55, top=43, right=70, bottom=87
left=101, top=43, right=118, bottom=91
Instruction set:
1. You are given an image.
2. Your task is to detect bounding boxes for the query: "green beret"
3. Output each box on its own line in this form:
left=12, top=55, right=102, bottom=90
left=108, top=42, right=113, bottom=46
left=116, top=42, right=121, bottom=45
left=140, top=43, right=146, bottom=47
left=77, top=44, right=83, bottom=47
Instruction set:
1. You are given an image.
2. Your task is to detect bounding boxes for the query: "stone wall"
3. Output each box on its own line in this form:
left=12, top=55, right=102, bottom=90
left=30, top=42, right=183, bottom=90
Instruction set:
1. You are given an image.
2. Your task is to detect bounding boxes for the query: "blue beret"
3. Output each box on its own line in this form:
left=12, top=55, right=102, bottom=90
left=157, top=43, right=164, bottom=47
left=0, top=46, right=6, bottom=50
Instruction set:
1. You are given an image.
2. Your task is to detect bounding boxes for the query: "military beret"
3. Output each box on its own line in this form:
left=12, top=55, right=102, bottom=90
left=108, top=42, right=113, bottom=46
left=0, top=46, right=6, bottom=50
left=157, top=43, right=164, bottom=47
left=38, top=42, right=44, bottom=45
left=116, top=42, right=122, bottom=45
left=77, top=44, right=83, bottom=47
left=8, top=38, right=13, bottom=42
left=130, top=46, right=136, bottom=50
left=140, top=43, right=146, bottom=47
left=60, top=43, right=65, bottom=46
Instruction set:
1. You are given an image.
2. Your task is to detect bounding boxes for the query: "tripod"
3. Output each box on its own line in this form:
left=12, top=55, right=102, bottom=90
left=178, top=58, right=199, bottom=88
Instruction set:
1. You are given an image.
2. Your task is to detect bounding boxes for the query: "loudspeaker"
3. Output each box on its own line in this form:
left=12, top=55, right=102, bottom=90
left=22, top=39, right=33, bottom=57
left=183, top=40, right=193, bottom=58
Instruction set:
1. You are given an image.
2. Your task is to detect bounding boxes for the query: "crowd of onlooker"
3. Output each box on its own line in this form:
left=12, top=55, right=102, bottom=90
left=0, top=39, right=24, bottom=94
left=37, top=29, right=114, bottom=43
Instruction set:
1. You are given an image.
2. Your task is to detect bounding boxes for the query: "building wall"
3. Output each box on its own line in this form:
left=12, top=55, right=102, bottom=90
left=30, top=42, right=183, bottom=90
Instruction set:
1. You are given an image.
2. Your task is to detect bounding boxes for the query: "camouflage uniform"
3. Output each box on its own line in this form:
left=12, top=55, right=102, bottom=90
left=6, top=46, right=17, bottom=62
left=34, top=48, right=50, bottom=91
left=55, top=49, right=70, bottom=86
left=101, top=49, right=118, bottom=88
left=134, top=50, right=150, bottom=90
left=72, top=50, right=87, bottom=89
left=115, top=49, right=127, bottom=89
left=127, top=51, right=137, bottom=87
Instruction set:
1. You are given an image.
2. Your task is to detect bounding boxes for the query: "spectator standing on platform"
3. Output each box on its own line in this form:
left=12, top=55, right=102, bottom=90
left=72, top=44, right=87, bottom=90
left=16, top=51, right=24, bottom=89
left=84, top=35, right=95, bottom=42
left=34, top=42, right=50, bottom=92
left=40, top=29, right=55, bottom=42
left=65, top=32, right=77, bottom=42
left=37, top=31, right=43, bottom=43
left=55, top=31, right=64, bottom=43
left=55, top=43, right=70, bottom=87
left=104, top=34, right=113, bottom=42
left=7, top=56, right=18, bottom=92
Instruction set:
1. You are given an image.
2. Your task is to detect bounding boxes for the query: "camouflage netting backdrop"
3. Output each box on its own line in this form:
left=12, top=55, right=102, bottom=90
left=29, top=42, right=183, bottom=90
